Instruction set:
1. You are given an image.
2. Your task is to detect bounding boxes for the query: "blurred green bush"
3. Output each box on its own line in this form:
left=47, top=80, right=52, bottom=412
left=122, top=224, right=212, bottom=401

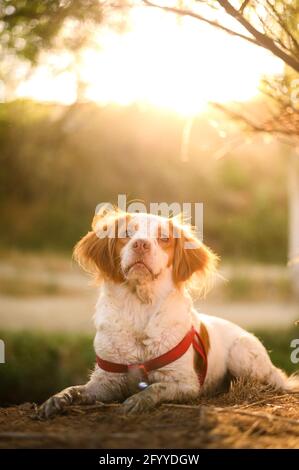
left=0, top=330, right=94, bottom=405
left=0, top=100, right=288, bottom=262
left=0, top=327, right=298, bottom=406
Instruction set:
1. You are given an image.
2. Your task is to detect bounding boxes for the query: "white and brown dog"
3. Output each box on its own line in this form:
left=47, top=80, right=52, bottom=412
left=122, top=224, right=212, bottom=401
left=39, top=208, right=298, bottom=418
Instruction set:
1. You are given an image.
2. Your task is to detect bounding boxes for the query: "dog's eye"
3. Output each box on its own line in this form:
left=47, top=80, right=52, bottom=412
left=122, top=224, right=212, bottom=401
left=126, top=229, right=135, bottom=238
left=160, top=235, right=169, bottom=243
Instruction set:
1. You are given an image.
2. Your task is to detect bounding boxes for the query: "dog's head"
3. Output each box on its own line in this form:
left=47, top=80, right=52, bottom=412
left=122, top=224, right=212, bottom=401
left=74, top=207, right=218, bottom=302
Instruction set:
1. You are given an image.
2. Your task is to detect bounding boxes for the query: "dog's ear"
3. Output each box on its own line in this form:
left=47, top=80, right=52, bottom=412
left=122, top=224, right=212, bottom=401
left=172, top=226, right=218, bottom=292
left=92, top=204, right=124, bottom=233
left=73, top=208, right=125, bottom=283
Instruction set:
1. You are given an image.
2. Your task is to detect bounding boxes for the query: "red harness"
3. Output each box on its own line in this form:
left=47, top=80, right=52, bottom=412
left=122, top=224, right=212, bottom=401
left=96, top=326, right=208, bottom=387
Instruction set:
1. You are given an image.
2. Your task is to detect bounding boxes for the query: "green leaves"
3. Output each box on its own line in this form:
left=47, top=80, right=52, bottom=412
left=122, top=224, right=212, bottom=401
left=0, top=0, right=103, bottom=62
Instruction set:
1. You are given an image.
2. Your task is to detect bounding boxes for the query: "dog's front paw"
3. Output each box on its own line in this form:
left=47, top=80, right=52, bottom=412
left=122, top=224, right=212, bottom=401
left=122, top=392, right=156, bottom=414
left=38, top=391, right=73, bottom=419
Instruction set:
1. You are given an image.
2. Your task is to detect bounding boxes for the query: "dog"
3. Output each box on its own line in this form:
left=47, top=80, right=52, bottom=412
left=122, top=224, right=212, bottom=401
left=38, top=208, right=299, bottom=418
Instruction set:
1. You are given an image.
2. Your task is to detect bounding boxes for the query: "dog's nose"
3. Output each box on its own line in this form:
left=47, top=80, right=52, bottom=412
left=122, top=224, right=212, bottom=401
left=132, top=239, right=151, bottom=254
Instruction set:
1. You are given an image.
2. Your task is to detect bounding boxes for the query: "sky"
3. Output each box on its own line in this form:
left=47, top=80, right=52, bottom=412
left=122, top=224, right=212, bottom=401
left=16, top=5, right=283, bottom=116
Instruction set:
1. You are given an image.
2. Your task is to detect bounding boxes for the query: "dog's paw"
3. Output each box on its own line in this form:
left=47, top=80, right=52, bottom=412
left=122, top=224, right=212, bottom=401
left=37, top=392, right=72, bottom=419
left=122, top=393, right=156, bottom=414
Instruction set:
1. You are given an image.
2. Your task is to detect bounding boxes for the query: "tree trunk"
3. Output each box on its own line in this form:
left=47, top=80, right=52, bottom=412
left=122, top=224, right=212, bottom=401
left=288, top=149, right=299, bottom=298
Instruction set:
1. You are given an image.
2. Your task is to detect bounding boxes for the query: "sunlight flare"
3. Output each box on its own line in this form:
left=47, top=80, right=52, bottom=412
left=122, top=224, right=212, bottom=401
left=16, top=6, right=283, bottom=115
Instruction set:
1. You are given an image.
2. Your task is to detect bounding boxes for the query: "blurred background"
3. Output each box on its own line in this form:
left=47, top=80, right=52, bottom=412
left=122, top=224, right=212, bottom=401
left=0, top=0, right=299, bottom=406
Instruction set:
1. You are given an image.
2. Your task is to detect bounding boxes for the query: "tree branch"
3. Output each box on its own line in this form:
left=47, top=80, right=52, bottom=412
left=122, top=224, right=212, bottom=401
left=216, top=0, right=299, bottom=72
left=211, top=101, right=299, bottom=139
left=143, top=1, right=299, bottom=72
left=239, top=0, right=251, bottom=14
left=142, top=0, right=259, bottom=47
left=265, top=0, right=299, bottom=54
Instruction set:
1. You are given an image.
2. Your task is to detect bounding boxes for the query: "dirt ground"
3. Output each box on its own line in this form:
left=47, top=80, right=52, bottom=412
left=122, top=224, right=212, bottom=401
left=0, top=381, right=299, bottom=449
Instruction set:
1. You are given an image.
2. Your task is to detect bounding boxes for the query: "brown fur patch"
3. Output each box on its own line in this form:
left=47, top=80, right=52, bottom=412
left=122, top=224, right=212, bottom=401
left=172, top=225, right=217, bottom=285
left=73, top=212, right=131, bottom=283
left=193, top=321, right=210, bottom=382
left=199, top=321, right=210, bottom=354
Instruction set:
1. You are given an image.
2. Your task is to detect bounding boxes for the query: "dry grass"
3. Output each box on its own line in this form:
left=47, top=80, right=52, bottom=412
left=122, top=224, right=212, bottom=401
left=0, top=379, right=299, bottom=449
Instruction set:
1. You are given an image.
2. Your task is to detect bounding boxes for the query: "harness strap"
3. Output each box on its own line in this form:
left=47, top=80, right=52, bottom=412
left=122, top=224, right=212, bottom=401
left=192, top=331, right=208, bottom=386
left=96, top=325, right=207, bottom=386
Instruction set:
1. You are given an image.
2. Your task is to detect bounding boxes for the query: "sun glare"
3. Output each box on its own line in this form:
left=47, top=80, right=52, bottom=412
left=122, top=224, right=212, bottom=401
left=16, top=6, right=283, bottom=115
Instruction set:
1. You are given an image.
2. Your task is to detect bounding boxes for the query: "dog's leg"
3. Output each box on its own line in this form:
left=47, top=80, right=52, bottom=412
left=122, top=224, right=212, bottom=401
left=37, top=384, right=95, bottom=419
left=38, top=370, right=126, bottom=419
left=122, top=382, right=199, bottom=414
left=227, top=334, right=288, bottom=389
